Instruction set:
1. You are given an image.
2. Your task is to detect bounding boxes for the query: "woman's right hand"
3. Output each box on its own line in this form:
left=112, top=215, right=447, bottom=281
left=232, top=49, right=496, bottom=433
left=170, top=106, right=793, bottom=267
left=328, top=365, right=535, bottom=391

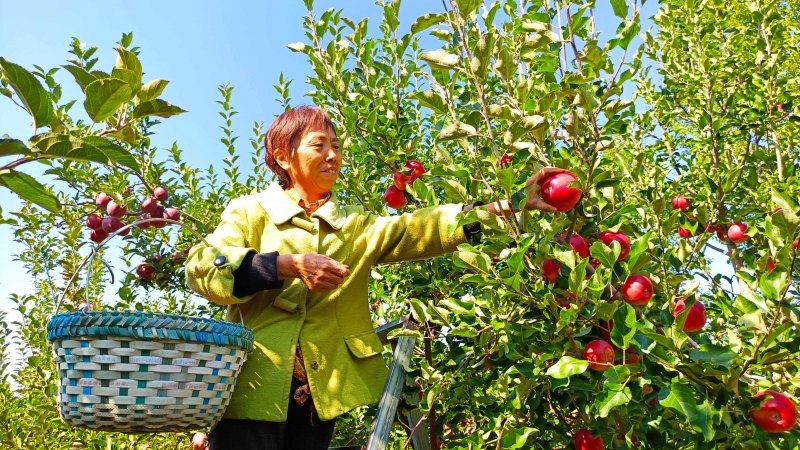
left=277, top=254, right=350, bottom=292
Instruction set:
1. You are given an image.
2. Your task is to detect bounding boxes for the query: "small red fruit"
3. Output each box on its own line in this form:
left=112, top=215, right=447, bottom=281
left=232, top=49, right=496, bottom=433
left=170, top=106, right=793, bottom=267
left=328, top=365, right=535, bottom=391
left=671, top=195, right=690, bottom=212
left=728, top=223, right=748, bottom=243
left=678, top=227, right=693, bottom=238
left=384, top=186, right=406, bottom=209
left=794, top=239, right=800, bottom=250
left=117, top=224, right=130, bottom=236
left=95, top=192, right=111, bottom=208
left=137, top=214, right=152, bottom=229
left=598, top=230, right=630, bottom=260
left=537, top=171, right=582, bottom=212
left=674, top=299, right=706, bottom=333
left=542, top=259, right=561, bottom=284
left=136, top=263, right=155, bottom=281
left=766, top=258, right=776, bottom=272
left=153, top=186, right=169, bottom=202
left=500, top=154, right=512, bottom=166
left=749, top=390, right=798, bottom=433
left=370, top=301, right=380, bottom=312
left=564, top=233, right=590, bottom=258
left=585, top=340, right=615, bottom=371
left=163, top=207, right=181, bottom=222
left=106, top=200, right=127, bottom=218
left=404, top=160, right=425, bottom=180
left=90, top=229, right=108, bottom=243
left=101, top=216, right=123, bottom=233
left=621, top=274, right=653, bottom=306
left=151, top=207, right=167, bottom=228
left=170, top=251, right=185, bottom=265
left=589, top=259, right=601, bottom=270
left=86, top=213, right=103, bottom=230
left=393, top=171, right=411, bottom=191
left=573, top=429, right=604, bottom=450
left=556, top=293, right=577, bottom=309
left=141, top=197, right=158, bottom=214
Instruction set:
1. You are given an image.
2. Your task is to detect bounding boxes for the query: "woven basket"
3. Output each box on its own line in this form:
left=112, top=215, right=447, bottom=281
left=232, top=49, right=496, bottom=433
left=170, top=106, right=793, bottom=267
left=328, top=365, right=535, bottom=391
left=45, top=218, right=255, bottom=433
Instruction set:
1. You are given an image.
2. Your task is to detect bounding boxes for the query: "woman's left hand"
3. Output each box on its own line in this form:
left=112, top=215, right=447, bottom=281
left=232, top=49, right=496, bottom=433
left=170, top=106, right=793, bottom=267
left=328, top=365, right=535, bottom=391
left=523, top=167, right=570, bottom=212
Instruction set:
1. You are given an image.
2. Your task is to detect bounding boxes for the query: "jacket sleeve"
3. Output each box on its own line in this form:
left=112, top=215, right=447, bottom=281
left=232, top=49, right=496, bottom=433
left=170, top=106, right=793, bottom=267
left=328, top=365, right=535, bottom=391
left=361, top=204, right=468, bottom=265
left=185, top=197, right=263, bottom=305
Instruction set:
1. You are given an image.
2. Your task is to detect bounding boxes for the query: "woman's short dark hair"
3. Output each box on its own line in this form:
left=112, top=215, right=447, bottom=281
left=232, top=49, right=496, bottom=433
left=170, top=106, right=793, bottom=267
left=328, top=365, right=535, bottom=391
left=264, top=106, right=337, bottom=188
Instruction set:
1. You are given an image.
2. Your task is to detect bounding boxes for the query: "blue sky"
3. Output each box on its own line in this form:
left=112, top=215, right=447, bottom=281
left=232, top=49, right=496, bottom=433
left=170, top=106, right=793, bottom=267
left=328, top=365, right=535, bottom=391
left=0, top=0, right=662, bottom=315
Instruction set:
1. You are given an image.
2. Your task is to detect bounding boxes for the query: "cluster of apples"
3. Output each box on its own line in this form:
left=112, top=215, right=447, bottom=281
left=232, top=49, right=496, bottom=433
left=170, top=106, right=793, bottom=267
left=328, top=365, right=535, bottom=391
left=86, top=186, right=179, bottom=243
left=671, top=195, right=751, bottom=243
left=135, top=250, right=188, bottom=285
left=383, top=160, right=425, bottom=209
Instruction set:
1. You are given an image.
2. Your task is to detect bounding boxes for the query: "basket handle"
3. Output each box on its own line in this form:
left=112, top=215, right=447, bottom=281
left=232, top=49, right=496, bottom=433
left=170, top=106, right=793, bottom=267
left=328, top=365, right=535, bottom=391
left=53, top=218, right=246, bottom=323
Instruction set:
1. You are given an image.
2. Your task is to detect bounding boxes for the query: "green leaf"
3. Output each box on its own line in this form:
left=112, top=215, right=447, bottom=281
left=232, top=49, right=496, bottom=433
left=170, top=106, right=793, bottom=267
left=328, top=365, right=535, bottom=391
left=692, top=400, right=715, bottom=442
left=29, top=133, right=140, bottom=171
left=688, top=344, right=738, bottom=369
left=453, top=250, right=491, bottom=274
left=553, top=247, right=576, bottom=270
left=495, top=47, right=517, bottom=82
left=84, top=78, right=133, bottom=122
left=545, top=356, right=589, bottom=379
left=421, top=49, right=461, bottom=70
left=111, top=67, right=139, bottom=92
left=411, top=90, right=448, bottom=114
left=470, top=32, right=495, bottom=79
left=610, top=0, right=629, bottom=18
left=611, top=304, right=637, bottom=349
left=108, top=125, right=136, bottom=146
left=590, top=240, right=620, bottom=268
left=0, top=138, right=31, bottom=157
left=410, top=13, right=445, bottom=34
left=135, top=79, right=170, bottom=104
left=595, top=383, right=631, bottom=418
left=455, top=0, right=481, bottom=18
left=758, top=270, right=786, bottom=301
left=661, top=382, right=698, bottom=422
left=0, top=57, right=53, bottom=130
left=114, top=46, right=142, bottom=91
left=286, top=42, right=310, bottom=53
left=61, top=65, right=99, bottom=92
left=132, top=99, right=187, bottom=119
left=436, top=121, right=476, bottom=141
left=0, top=170, right=60, bottom=213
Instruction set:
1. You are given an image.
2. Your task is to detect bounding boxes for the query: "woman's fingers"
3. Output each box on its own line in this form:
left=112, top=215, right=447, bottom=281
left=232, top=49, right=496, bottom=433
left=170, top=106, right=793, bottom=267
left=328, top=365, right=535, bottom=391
left=526, top=196, right=559, bottom=213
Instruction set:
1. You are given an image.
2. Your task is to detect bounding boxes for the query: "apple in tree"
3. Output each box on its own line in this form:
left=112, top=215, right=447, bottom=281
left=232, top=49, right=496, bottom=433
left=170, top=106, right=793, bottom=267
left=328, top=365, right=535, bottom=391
left=542, top=259, right=561, bottom=284
left=500, top=154, right=512, bottom=166
left=163, top=207, right=181, bottom=222
left=106, top=200, right=127, bottom=218
left=137, top=214, right=152, bottom=229
left=621, top=274, right=653, bottom=306
left=537, top=171, right=582, bottom=212
left=766, top=258, right=776, bottom=272
left=555, top=293, right=578, bottom=309
left=384, top=186, right=406, bottom=209
left=677, top=227, right=693, bottom=238
left=404, top=160, right=425, bottom=180
left=795, top=239, right=800, bottom=250
left=136, top=263, right=155, bottom=281
left=564, top=233, right=590, bottom=258
left=671, top=195, right=690, bottom=212
left=151, top=207, right=167, bottom=228
left=749, top=390, right=798, bottom=433
left=393, top=171, right=412, bottom=191
left=101, top=216, right=123, bottom=233
left=585, top=340, right=615, bottom=371
left=95, top=192, right=111, bottom=208
left=598, top=230, right=630, bottom=260
left=86, top=213, right=103, bottom=230
left=727, top=223, right=748, bottom=243
left=141, top=197, right=158, bottom=214
left=674, top=299, right=706, bottom=332
left=90, top=229, right=108, bottom=243
left=154, top=186, right=169, bottom=202
left=573, top=429, right=603, bottom=450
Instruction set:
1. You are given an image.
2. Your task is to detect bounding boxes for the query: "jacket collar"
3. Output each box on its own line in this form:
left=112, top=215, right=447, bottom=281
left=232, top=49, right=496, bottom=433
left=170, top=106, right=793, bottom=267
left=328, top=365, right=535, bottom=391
left=258, top=182, right=344, bottom=230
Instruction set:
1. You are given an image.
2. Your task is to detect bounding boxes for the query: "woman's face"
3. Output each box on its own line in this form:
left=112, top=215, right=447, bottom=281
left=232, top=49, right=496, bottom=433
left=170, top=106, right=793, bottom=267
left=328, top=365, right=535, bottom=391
left=279, top=125, right=341, bottom=198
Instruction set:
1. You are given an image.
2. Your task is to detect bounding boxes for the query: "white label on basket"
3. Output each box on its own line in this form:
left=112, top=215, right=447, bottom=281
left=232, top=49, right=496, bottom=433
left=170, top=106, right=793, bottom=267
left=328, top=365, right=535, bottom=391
left=186, top=382, right=209, bottom=390
left=148, top=380, right=179, bottom=390
left=213, top=383, right=227, bottom=391
left=77, top=378, right=100, bottom=387
left=91, top=355, right=120, bottom=364
left=62, top=355, right=79, bottom=363
left=130, top=356, right=162, bottom=365
left=172, top=358, right=199, bottom=367
left=110, top=379, right=138, bottom=388
left=204, top=360, right=227, bottom=369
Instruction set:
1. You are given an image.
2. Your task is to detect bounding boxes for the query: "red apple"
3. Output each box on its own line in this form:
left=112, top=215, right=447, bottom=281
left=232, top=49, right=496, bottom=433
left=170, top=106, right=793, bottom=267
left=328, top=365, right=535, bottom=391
left=106, top=200, right=127, bottom=218
left=137, top=214, right=152, bottom=229
left=404, top=160, right=425, bottom=180
left=86, top=213, right=103, bottom=230
left=500, top=154, right=512, bottom=166
left=163, top=207, right=181, bottom=222
left=598, top=230, right=630, bottom=260
left=154, top=186, right=169, bottom=202
left=776, top=104, right=784, bottom=112
left=117, top=223, right=130, bottom=236
left=573, top=429, right=604, bottom=450
left=674, top=299, right=706, bottom=333
left=537, top=172, right=582, bottom=212
left=589, top=259, right=601, bottom=270
left=384, top=186, right=406, bottom=209
left=141, top=197, right=158, bottom=214
left=136, top=263, right=155, bottom=281
left=671, top=195, right=690, bottom=212
left=101, top=216, right=122, bottom=233
left=621, top=275, right=653, bottom=306
left=585, top=340, right=615, bottom=371
left=151, top=207, right=167, bottom=228
left=678, top=227, right=693, bottom=238
left=728, top=223, right=748, bottom=243
left=564, top=233, right=590, bottom=258
left=90, top=229, right=108, bottom=243
left=170, top=251, right=186, bottom=265
left=95, top=192, right=111, bottom=208
left=767, top=258, right=776, bottom=272
left=749, top=390, right=798, bottom=433
left=794, top=239, right=800, bottom=250
left=393, top=171, right=412, bottom=191
left=542, top=259, right=561, bottom=284
left=556, top=293, right=578, bottom=309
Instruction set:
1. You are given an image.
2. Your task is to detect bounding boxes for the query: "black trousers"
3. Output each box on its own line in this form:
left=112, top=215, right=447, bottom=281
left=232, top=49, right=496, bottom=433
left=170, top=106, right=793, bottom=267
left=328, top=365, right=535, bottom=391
left=208, top=378, right=337, bottom=450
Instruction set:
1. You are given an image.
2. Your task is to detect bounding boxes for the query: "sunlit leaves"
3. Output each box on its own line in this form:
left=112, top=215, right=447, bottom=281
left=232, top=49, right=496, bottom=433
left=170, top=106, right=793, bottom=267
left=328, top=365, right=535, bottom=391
left=0, top=170, right=59, bottom=213
left=83, top=78, right=133, bottom=122
left=0, top=58, right=53, bottom=130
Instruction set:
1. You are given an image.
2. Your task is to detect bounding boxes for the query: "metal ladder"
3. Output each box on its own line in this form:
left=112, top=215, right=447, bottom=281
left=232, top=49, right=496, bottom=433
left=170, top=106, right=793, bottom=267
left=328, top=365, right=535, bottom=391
left=330, top=315, right=431, bottom=450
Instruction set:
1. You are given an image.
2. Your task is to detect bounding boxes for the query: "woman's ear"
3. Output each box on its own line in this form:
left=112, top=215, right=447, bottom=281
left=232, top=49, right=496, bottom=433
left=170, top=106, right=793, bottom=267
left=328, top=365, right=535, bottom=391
left=273, top=147, right=292, bottom=171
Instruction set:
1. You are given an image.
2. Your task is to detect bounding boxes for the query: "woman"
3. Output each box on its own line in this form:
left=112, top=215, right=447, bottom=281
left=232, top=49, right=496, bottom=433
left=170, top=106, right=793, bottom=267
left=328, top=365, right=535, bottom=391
left=187, top=106, right=563, bottom=450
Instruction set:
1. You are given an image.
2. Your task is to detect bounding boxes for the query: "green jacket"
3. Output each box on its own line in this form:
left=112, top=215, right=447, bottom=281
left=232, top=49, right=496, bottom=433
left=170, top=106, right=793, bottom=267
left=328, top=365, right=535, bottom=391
left=185, top=182, right=467, bottom=422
